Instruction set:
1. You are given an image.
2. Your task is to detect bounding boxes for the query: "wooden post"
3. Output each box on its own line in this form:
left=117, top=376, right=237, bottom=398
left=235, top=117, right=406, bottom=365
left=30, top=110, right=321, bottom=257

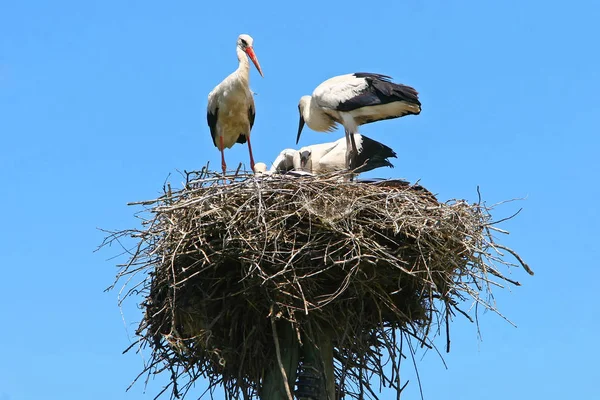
left=301, top=329, right=335, bottom=400
left=261, top=321, right=299, bottom=400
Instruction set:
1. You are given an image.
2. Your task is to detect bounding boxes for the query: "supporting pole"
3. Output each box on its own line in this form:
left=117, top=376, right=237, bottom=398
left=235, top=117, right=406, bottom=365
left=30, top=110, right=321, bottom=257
left=261, top=321, right=299, bottom=400
left=301, top=328, right=335, bottom=400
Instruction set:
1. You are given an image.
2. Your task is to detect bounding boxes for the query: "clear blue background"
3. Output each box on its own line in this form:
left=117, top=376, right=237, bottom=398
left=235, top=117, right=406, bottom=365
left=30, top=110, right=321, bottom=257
left=1, top=1, right=598, bottom=399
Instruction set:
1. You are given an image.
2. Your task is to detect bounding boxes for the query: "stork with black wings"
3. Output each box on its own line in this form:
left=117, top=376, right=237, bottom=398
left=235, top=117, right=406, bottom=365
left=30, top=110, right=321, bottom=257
left=207, top=34, right=264, bottom=176
left=272, top=133, right=396, bottom=176
left=296, top=73, right=421, bottom=169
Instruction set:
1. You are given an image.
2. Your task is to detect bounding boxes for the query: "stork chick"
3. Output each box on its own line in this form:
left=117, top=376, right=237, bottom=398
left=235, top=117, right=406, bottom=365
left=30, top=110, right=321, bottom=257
left=271, top=134, right=396, bottom=176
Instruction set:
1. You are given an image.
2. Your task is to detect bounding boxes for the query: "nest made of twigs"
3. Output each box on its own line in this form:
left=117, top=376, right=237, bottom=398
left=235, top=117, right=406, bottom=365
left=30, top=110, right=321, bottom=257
left=103, top=169, right=532, bottom=400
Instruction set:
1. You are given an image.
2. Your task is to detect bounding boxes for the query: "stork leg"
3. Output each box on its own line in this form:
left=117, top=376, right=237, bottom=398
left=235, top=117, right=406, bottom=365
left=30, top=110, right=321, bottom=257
left=344, top=131, right=353, bottom=169
left=344, top=130, right=359, bottom=182
left=219, top=136, right=227, bottom=177
left=345, top=130, right=359, bottom=168
left=349, top=132, right=359, bottom=164
left=246, top=134, right=256, bottom=173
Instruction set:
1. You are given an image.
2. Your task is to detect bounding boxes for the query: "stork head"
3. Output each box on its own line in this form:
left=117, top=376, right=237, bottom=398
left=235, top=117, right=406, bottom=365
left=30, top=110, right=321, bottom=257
left=237, top=34, right=264, bottom=77
left=296, top=96, right=311, bottom=144
left=253, top=162, right=268, bottom=174
left=299, top=150, right=311, bottom=170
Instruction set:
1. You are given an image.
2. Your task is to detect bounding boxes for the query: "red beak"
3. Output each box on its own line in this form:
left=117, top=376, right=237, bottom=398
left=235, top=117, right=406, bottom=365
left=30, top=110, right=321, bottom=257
left=245, top=46, right=264, bottom=77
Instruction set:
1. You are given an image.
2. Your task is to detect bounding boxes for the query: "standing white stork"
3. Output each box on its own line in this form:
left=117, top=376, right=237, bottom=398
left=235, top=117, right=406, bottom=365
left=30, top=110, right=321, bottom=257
left=271, top=134, right=396, bottom=175
left=296, top=73, right=420, bottom=169
left=207, top=34, right=264, bottom=176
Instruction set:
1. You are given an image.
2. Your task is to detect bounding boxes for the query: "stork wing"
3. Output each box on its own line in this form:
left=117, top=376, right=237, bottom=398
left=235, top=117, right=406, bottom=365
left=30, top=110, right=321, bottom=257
left=236, top=95, right=255, bottom=145
left=314, top=139, right=347, bottom=173
left=312, top=73, right=369, bottom=110
left=207, top=92, right=219, bottom=147
left=315, top=73, right=421, bottom=113
left=353, top=134, right=396, bottom=173
left=248, top=100, right=256, bottom=130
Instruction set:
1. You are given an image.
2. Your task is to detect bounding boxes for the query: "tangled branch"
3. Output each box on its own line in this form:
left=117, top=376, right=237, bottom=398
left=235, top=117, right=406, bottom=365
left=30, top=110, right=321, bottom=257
left=101, top=169, right=532, bottom=400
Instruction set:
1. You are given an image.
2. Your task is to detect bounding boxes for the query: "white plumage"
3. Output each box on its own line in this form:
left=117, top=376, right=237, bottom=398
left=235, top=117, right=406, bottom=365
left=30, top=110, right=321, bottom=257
left=297, top=73, right=421, bottom=169
left=271, top=134, right=396, bottom=175
left=269, top=148, right=301, bottom=173
left=253, top=162, right=268, bottom=174
left=207, top=34, right=263, bottom=175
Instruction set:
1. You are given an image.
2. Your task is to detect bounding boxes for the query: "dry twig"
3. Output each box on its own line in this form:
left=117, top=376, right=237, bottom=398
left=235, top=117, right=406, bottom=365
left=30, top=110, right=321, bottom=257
left=101, top=169, right=531, bottom=400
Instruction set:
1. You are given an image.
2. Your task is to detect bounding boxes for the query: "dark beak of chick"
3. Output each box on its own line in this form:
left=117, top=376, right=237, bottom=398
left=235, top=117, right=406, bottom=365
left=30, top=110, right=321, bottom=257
left=296, top=114, right=305, bottom=145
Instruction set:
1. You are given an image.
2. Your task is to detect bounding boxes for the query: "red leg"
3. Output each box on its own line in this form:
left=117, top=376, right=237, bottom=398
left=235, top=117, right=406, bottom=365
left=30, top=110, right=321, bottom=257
left=219, top=136, right=227, bottom=176
left=246, top=135, right=256, bottom=172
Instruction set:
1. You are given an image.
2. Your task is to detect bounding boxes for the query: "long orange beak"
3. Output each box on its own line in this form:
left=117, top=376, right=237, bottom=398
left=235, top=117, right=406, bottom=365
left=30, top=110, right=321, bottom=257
left=245, top=46, right=264, bottom=77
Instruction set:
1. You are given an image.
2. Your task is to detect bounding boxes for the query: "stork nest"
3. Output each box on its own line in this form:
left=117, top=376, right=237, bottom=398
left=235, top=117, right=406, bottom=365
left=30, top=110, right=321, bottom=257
left=102, top=169, right=532, bottom=400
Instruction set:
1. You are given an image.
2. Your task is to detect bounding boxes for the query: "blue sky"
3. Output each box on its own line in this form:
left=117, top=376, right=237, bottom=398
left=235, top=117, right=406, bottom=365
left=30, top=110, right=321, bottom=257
left=1, top=0, right=599, bottom=399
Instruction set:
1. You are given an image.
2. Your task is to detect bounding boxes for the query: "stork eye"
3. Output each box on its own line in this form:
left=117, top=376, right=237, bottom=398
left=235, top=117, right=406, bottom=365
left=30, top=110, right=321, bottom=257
left=240, top=39, right=248, bottom=47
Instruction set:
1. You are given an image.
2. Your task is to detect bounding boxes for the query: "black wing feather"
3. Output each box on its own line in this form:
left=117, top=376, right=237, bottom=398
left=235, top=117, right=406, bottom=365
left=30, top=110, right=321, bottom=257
left=236, top=104, right=255, bottom=145
left=353, top=134, right=397, bottom=173
left=337, top=73, right=421, bottom=112
left=207, top=107, right=219, bottom=147
left=248, top=103, right=256, bottom=129
left=353, top=72, right=393, bottom=82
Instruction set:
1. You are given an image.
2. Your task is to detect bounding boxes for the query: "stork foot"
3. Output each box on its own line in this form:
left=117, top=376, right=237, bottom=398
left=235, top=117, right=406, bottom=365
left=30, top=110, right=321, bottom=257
left=221, top=164, right=228, bottom=184
left=346, top=147, right=357, bottom=170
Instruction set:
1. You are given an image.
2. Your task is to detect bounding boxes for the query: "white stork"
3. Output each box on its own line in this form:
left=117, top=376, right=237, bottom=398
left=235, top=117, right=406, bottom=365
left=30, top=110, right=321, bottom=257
left=296, top=73, right=420, bottom=169
left=271, top=134, right=396, bottom=175
left=253, top=162, right=268, bottom=174
left=269, top=148, right=302, bottom=173
left=207, top=34, right=264, bottom=175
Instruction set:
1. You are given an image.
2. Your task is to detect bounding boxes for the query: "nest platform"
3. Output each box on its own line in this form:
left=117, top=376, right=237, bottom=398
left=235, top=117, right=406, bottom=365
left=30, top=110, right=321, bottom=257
left=103, top=169, right=532, bottom=400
